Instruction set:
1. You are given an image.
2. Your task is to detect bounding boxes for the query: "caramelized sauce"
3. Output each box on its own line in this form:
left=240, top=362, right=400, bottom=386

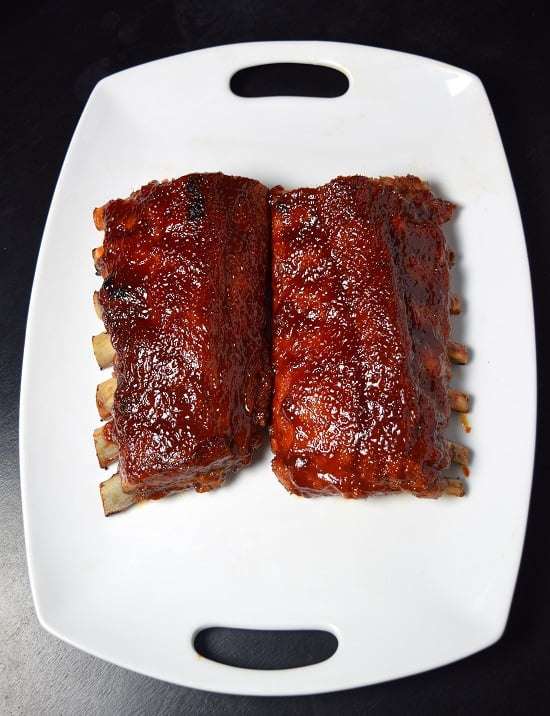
left=270, top=176, right=456, bottom=498
left=95, top=173, right=271, bottom=496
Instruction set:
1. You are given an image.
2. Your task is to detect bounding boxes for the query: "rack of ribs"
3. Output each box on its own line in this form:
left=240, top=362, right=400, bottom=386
left=269, top=175, right=468, bottom=498
left=92, top=173, right=272, bottom=514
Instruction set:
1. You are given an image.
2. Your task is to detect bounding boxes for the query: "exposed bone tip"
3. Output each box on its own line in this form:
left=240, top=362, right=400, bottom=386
left=92, top=331, right=116, bottom=369
left=100, top=473, right=138, bottom=516
left=442, top=477, right=465, bottom=497
left=448, top=340, right=468, bottom=365
left=450, top=388, right=469, bottom=413
left=96, top=375, right=117, bottom=420
left=450, top=294, right=462, bottom=315
left=93, top=422, right=119, bottom=468
left=448, top=439, right=470, bottom=467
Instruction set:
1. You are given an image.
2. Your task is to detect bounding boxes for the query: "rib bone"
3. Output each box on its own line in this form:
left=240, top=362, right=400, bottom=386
left=449, top=294, right=461, bottom=315
left=447, top=340, right=468, bottom=365
left=450, top=388, right=469, bottom=413
left=93, top=291, right=103, bottom=320
left=94, top=423, right=119, bottom=468
left=442, top=477, right=465, bottom=497
left=448, top=439, right=469, bottom=467
left=92, top=332, right=116, bottom=369
left=96, top=375, right=116, bottom=419
left=92, top=245, right=104, bottom=272
left=100, top=473, right=138, bottom=516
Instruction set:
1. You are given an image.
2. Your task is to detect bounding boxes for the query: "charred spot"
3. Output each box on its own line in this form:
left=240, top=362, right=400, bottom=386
left=187, top=176, right=205, bottom=221
left=102, top=276, right=133, bottom=300
left=116, top=395, right=134, bottom=415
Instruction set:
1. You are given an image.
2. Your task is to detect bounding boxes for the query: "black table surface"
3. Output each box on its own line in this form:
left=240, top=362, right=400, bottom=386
left=2, top=1, right=549, bottom=713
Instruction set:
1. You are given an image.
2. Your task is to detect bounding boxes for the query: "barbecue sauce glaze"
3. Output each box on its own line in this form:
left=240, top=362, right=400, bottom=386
left=270, top=175, right=456, bottom=498
left=94, top=173, right=271, bottom=498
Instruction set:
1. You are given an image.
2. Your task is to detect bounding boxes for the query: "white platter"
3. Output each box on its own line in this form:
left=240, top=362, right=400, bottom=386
left=20, top=42, right=536, bottom=696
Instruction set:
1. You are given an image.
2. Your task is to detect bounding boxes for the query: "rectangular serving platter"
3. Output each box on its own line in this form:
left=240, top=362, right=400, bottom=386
left=19, top=41, right=536, bottom=696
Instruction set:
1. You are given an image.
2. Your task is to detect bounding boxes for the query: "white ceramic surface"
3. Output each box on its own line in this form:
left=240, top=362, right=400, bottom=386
left=20, top=41, right=536, bottom=696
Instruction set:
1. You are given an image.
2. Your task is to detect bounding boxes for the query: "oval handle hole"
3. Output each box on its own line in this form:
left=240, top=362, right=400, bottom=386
left=230, top=63, right=349, bottom=98
left=193, top=627, right=338, bottom=670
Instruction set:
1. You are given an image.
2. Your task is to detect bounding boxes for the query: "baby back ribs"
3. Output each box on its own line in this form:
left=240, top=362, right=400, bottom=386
left=270, top=175, right=462, bottom=498
left=93, top=173, right=271, bottom=509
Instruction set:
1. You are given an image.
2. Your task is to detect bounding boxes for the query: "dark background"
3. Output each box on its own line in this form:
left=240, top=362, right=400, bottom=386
left=2, top=1, right=549, bottom=713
